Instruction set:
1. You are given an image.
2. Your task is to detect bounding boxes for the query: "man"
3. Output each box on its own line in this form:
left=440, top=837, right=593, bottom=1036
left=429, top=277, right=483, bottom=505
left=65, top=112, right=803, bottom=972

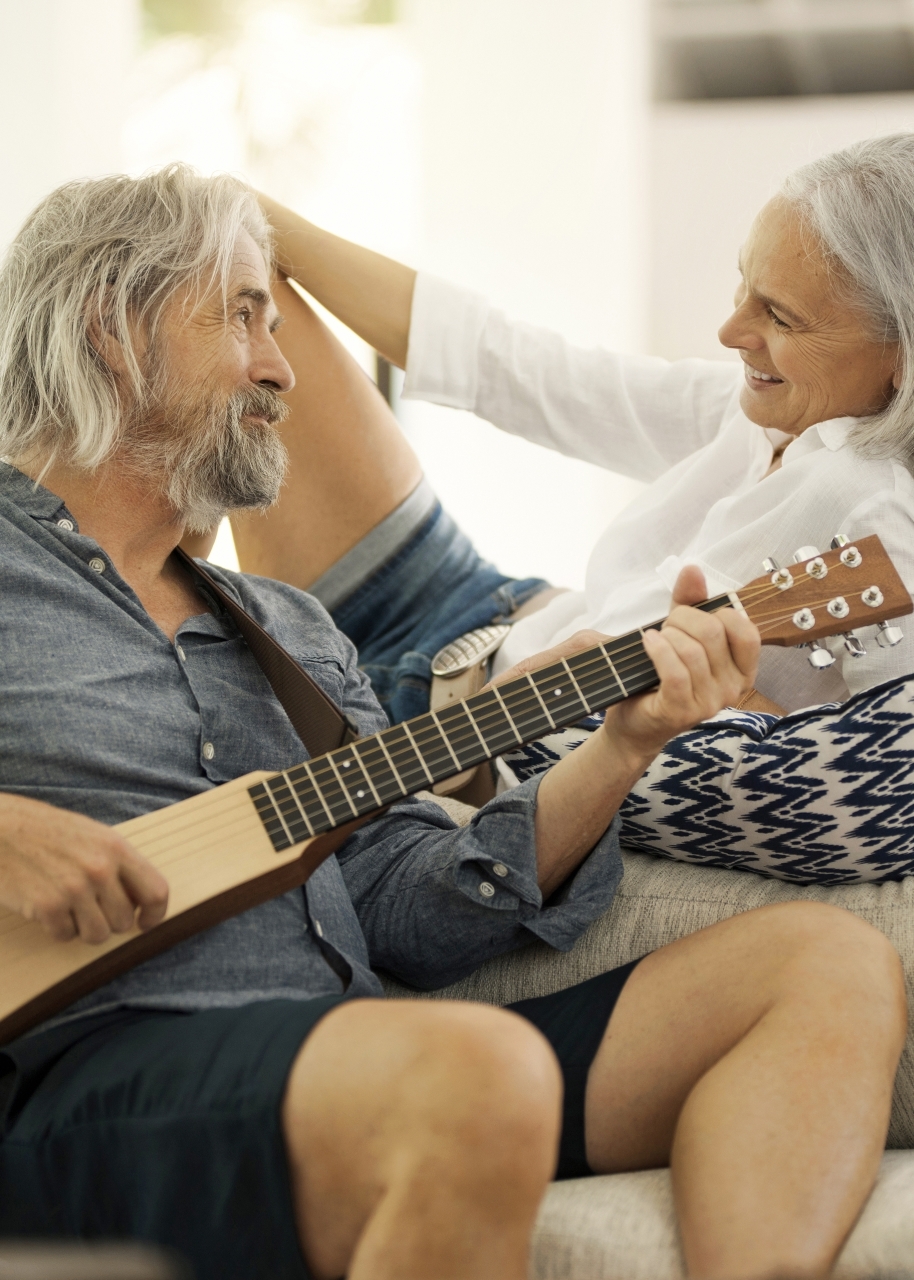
left=0, top=167, right=905, bottom=1280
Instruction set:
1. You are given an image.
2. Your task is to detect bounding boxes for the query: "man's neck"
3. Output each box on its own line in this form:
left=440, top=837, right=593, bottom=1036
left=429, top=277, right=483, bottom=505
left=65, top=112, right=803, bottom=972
left=20, top=454, right=209, bottom=641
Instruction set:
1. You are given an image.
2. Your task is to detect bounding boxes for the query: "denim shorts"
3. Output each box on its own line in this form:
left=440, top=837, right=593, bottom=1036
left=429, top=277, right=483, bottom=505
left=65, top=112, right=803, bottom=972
left=329, top=501, right=549, bottom=724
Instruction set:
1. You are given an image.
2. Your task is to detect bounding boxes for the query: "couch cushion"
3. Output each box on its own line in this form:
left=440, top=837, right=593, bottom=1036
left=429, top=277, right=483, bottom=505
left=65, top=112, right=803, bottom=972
left=385, top=795, right=914, bottom=1147
left=530, top=1150, right=914, bottom=1279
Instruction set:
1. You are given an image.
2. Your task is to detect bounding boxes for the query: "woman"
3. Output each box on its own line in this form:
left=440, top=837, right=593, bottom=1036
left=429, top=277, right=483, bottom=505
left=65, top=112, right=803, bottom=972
left=221, top=134, right=914, bottom=877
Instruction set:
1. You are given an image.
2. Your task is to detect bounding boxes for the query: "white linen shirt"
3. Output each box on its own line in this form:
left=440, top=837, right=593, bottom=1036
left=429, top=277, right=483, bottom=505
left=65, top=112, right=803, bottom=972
left=404, top=272, right=914, bottom=711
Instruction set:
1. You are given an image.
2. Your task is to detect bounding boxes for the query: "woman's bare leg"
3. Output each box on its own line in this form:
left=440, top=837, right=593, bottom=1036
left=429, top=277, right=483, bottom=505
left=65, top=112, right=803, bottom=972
left=585, top=901, right=907, bottom=1278
left=230, top=278, right=423, bottom=591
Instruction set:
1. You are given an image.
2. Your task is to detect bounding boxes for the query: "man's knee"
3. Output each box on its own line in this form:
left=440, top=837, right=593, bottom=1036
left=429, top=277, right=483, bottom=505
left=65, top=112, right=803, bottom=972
left=284, top=999, right=562, bottom=1182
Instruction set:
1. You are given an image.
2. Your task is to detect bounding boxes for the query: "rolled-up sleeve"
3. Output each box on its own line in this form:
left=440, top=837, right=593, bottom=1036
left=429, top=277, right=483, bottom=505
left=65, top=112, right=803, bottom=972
left=337, top=775, right=623, bottom=990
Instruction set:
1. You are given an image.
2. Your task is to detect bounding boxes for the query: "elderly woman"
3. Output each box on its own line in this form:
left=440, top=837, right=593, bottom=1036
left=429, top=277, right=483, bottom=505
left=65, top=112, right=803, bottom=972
left=219, top=135, right=914, bottom=881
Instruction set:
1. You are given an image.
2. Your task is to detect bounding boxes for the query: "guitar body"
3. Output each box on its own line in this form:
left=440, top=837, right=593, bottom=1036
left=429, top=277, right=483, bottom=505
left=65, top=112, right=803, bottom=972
left=0, top=775, right=365, bottom=1044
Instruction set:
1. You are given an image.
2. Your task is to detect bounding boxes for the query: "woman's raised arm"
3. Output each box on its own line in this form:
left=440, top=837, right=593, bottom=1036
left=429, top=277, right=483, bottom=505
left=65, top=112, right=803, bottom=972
left=259, top=195, right=416, bottom=369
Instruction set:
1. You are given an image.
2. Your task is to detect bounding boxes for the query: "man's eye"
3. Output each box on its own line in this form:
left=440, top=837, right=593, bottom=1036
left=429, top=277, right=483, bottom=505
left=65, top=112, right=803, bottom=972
left=237, top=308, right=252, bottom=325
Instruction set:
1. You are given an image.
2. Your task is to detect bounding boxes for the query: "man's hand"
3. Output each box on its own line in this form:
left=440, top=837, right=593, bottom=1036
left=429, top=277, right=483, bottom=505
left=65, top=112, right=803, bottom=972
left=0, top=793, right=169, bottom=944
left=605, top=564, right=760, bottom=760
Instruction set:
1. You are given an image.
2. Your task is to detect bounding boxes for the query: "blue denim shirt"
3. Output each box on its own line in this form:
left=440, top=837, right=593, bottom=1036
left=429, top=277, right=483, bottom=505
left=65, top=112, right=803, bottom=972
left=0, top=464, right=622, bottom=1032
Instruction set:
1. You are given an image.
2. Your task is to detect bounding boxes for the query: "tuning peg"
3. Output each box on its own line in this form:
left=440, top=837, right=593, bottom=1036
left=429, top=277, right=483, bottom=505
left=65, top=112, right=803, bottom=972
left=831, top=534, right=850, bottom=549
left=762, top=556, right=781, bottom=573
left=843, top=633, right=867, bottom=658
left=793, top=545, right=820, bottom=563
left=806, top=640, right=836, bottom=669
left=876, top=621, right=904, bottom=648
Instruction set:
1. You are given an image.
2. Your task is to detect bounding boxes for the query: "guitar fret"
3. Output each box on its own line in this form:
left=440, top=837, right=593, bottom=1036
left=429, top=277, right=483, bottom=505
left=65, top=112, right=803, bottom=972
left=375, top=732, right=408, bottom=794
left=461, top=701, right=492, bottom=758
left=525, top=672, right=557, bottom=728
left=302, top=759, right=337, bottom=826
left=598, top=642, right=627, bottom=696
left=349, top=740, right=384, bottom=808
left=248, top=782, right=291, bottom=851
left=560, top=657, right=589, bottom=712
left=282, top=770, right=316, bottom=837
left=466, top=689, right=523, bottom=755
left=429, top=709, right=463, bottom=772
left=491, top=685, right=523, bottom=743
left=401, top=721, right=434, bottom=784
left=285, top=765, right=333, bottom=832
left=382, top=724, right=432, bottom=791
left=264, top=776, right=296, bottom=846
left=525, top=664, right=584, bottom=726
left=327, top=752, right=359, bottom=818
left=435, top=702, right=487, bottom=770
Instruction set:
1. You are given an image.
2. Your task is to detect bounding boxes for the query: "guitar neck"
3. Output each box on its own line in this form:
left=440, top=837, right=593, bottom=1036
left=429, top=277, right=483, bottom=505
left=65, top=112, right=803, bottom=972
left=250, top=595, right=733, bottom=851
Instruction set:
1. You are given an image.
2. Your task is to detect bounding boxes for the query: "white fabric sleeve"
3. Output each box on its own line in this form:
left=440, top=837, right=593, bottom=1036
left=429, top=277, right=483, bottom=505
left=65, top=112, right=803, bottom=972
left=403, top=271, right=742, bottom=483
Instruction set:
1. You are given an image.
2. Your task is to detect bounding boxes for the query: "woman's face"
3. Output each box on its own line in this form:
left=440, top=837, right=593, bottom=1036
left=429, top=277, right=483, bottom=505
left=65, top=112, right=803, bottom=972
left=718, top=197, right=899, bottom=437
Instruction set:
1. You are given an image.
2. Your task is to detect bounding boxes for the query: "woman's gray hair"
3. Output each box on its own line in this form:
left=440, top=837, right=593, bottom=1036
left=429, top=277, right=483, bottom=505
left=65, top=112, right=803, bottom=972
left=781, top=133, right=914, bottom=469
left=0, top=164, right=272, bottom=472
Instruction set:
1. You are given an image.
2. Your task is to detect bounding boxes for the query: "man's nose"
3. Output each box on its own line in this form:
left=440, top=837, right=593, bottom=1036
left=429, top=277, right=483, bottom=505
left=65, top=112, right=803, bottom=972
left=253, top=332, right=295, bottom=394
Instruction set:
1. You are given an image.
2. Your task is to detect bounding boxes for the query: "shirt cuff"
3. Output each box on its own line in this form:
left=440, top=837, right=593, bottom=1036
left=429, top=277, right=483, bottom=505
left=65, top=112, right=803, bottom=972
left=403, top=272, right=489, bottom=411
left=451, top=774, right=625, bottom=951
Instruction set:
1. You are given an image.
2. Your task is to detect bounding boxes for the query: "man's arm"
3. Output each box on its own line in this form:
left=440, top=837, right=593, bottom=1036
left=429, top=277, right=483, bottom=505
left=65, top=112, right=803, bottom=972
left=260, top=195, right=415, bottom=368
left=0, top=792, right=168, bottom=943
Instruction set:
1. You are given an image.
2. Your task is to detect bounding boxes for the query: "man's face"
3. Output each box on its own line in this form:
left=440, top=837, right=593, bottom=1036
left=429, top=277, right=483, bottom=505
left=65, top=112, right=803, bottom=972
left=130, top=230, right=296, bottom=532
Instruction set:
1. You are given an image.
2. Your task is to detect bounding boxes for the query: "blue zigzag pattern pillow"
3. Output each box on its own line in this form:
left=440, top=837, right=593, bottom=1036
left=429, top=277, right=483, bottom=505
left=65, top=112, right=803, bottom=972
left=501, top=675, right=914, bottom=885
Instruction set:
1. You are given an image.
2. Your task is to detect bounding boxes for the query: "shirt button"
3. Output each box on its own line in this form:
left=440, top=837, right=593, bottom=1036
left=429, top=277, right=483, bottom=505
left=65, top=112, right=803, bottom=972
left=57, top=518, right=74, bottom=531
left=88, top=557, right=106, bottom=573
left=492, top=862, right=509, bottom=878
left=176, top=645, right=186, bottom=661
left=314, top=919, right=324, bottom=938
left=479, top=881, right=496, bottom=898
left=202, top=741, right=215, bottom=760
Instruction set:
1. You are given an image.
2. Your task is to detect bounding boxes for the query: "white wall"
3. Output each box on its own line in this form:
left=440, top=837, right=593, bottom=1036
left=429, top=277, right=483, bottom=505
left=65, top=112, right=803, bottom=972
left=397, top=0, right=650, bottom=590
left=651, top=92, right=914, bottom=362
left=0, top=0, right=138, bottom=251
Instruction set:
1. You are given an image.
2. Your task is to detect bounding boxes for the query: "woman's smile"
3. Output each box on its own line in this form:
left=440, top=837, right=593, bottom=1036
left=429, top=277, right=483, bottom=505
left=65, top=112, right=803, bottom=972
left=742, top=362, right=785, bottom=391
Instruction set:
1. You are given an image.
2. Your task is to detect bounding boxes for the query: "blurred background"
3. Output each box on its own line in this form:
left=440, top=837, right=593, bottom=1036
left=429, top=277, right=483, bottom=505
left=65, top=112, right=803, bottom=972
left=3, top=0, right=914, bottom=588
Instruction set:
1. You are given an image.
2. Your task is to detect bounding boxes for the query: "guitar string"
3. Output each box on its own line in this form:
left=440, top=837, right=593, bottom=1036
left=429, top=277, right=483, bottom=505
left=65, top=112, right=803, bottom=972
left=114, top=581, right=887, bottom=845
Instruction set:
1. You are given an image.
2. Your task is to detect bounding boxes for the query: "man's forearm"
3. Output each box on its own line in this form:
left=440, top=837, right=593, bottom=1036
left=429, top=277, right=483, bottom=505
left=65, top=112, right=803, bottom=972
left=259, top=195, right=416, bottom=368
left=534, top=726, right=653, bottom=899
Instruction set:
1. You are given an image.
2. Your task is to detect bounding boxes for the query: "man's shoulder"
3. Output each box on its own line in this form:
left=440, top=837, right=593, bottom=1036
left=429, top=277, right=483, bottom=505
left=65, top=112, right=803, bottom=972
left=200, top=562, right=349, bottom=658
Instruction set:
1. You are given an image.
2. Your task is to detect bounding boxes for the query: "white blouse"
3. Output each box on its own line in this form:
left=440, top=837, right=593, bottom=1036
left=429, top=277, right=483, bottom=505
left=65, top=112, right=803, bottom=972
left=404, top=273, right=914, bottom=711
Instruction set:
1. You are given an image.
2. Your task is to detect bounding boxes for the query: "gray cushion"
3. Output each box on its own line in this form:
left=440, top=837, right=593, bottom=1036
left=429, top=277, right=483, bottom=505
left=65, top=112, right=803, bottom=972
left=389, top=795, right=914, bottom=1147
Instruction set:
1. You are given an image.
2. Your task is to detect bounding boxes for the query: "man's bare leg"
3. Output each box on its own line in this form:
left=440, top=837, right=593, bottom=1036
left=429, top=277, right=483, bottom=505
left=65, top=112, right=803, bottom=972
left=585, top=901, right=906, bottom=1278
left=282, top=1000, right=561, bottom=1280
left=230, top=278, right=423, bottom=592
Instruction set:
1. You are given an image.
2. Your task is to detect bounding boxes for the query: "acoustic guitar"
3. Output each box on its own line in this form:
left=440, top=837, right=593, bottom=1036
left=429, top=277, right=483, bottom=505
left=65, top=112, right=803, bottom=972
left=1, top=534, right=910, bottom=1042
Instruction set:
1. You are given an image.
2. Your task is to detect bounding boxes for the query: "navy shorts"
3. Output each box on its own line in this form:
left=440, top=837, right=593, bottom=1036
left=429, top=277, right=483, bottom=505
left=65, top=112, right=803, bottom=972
left=0, top=960, right=642, bottom=1280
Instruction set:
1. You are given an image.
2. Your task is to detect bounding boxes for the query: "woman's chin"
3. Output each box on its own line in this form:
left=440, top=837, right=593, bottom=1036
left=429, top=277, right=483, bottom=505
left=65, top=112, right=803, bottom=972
left=739, top=385, right=794, bottom=432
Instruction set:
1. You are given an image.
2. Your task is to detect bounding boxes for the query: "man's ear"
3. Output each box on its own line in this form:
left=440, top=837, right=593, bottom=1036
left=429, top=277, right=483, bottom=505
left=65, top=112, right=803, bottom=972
left=85, top=300, right=135, bottom=380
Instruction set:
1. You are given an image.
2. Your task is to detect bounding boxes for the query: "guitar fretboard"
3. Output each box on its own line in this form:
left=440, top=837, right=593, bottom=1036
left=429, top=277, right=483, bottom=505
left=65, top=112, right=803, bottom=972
left=249, top=596, right=731, bottom=851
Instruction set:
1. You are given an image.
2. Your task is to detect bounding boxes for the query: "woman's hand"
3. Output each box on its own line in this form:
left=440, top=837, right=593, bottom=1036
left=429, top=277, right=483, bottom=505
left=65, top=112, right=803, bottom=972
left=0, top=792, right=169, bottom=944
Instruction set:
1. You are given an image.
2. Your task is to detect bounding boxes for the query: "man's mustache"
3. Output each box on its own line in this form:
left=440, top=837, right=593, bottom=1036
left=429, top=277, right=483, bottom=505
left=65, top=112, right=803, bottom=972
left=229, top=385, right=290, bottom=427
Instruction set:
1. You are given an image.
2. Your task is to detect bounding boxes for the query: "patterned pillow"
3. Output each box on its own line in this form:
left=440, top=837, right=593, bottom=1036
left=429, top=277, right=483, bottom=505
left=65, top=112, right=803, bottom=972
left=500, top=675, right=914, bottom=886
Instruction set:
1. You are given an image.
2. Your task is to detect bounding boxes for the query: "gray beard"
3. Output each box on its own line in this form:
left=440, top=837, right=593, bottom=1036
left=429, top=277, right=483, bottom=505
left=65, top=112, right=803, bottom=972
left=127, top=383, right=290, bottom=534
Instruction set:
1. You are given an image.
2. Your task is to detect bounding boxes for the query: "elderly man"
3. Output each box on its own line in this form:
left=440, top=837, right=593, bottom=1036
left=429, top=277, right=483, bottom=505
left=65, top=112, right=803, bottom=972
left=0, top=167, right=905, bottom=1280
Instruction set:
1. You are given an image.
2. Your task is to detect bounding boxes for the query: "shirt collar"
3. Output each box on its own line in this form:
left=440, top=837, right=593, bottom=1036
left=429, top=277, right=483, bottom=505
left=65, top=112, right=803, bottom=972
left=781, top=415, right=859, bottom=461
left=0, top=461, right=73, bottom=524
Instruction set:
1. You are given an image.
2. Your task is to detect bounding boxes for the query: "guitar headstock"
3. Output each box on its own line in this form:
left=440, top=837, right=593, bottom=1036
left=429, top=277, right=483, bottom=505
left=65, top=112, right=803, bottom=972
left=735, top=535, right=913, bottom=653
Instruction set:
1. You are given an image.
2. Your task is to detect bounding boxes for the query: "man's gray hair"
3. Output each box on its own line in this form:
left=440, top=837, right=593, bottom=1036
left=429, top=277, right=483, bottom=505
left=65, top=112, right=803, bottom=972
left=782, top=133, right=914, bottom=470
left=0, top=164, right=272, bottom=471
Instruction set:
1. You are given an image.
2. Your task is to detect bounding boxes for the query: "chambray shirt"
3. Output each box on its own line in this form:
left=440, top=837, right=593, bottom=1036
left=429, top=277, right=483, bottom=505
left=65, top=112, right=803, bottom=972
left=0, top=464, right=622, bottom=1033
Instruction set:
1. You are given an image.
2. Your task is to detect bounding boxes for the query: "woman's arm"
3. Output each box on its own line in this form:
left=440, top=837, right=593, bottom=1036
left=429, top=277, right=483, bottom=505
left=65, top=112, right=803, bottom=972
left=260, top=195, right=416, bottom=368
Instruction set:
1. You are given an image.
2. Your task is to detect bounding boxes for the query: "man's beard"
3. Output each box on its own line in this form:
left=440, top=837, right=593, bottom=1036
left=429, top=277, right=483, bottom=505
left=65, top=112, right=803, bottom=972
left=125, top=377, right=291, bottom=535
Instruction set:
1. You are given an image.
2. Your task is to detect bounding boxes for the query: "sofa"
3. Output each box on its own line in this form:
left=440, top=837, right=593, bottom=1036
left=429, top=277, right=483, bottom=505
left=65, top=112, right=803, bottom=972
left=381, top=794, right=914, bottom=1278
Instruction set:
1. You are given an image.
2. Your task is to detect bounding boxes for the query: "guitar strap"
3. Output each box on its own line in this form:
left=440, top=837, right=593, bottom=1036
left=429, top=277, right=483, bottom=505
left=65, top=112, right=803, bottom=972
left=174, top=547, right=359, bottom=759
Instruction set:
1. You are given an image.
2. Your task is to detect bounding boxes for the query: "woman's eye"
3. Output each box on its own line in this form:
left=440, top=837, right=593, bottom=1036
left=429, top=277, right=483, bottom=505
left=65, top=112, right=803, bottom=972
left=767, top=307, right=790, bottom=330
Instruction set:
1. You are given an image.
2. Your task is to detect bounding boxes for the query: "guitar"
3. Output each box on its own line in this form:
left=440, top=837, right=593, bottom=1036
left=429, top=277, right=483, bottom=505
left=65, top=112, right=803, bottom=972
left=1, top=534, right=910, bottom=1042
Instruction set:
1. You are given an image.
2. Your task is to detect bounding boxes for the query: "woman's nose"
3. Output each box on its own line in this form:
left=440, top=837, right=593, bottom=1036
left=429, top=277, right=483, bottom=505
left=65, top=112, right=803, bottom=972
left=719, top=303, right=764, bottom=353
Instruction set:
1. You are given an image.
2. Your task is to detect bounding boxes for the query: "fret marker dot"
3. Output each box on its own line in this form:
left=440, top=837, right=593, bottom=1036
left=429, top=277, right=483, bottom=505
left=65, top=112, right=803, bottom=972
left=356, top=789, right=365, bottom=798
left=554, top=688, right=562, bottom=697
left=342, top=760, right=351, bottom=768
